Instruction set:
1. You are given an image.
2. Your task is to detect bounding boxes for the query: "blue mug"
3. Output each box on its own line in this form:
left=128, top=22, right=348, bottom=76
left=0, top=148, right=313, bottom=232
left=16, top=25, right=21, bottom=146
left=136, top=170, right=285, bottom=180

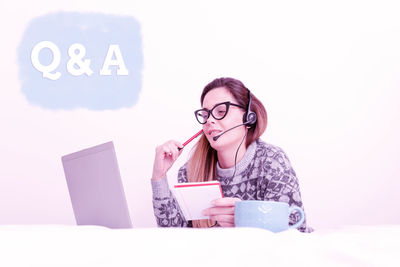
left=234, top=200, right=305, bottom=232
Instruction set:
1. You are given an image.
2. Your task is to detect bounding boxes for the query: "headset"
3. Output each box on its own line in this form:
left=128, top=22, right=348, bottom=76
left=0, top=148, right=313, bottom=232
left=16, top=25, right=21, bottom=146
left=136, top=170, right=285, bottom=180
left=213, top=89, right=257, bottom=141
left=243, top=89, right=257, bottom=127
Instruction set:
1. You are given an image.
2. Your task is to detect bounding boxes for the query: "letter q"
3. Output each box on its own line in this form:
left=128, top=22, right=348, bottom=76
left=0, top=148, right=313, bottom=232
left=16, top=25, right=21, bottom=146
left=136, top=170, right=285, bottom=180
left=31, top=41, right=61, bottom=80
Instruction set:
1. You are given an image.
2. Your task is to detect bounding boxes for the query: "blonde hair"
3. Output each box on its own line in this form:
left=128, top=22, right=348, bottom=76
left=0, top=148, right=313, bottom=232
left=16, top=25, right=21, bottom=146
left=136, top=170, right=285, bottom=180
left=187, top=78, right=268, bottom=228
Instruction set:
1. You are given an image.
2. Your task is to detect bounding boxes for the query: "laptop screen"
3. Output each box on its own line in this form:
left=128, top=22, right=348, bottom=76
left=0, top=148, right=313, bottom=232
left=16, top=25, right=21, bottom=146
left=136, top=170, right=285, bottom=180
left=62, top=141, right=132, bottom=229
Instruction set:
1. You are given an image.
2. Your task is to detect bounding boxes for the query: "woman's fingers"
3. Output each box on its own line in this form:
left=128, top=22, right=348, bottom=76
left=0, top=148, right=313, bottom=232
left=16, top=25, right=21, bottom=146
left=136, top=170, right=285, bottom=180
left=202, top=197, right=242, bottom=227
left=152, top=140, right=183, bottom=180
left=156, top=141, right=182, bottom=158
left=203, top=206, right=235, bottom=216
left=172, top=140, right=184, bottom=150
left=167, top=141, right=182, bottom=160
left=212, top=197, right=241, bottom=207
left=165, top=140, right=182, bottom=160
left=209, top=215, right=234, bottom=224
left=218, top=222, right=235, bottom=227
left=203, top=197, right=241, bottom=216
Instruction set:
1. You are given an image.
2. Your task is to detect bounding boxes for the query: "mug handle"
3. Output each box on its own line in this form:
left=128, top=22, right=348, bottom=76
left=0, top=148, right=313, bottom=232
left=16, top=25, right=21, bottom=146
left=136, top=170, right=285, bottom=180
left=288, top=206, right=305, bottom=229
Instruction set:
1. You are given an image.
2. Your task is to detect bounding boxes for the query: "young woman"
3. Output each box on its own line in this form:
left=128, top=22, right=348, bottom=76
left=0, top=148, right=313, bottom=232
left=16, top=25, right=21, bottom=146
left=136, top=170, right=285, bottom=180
left=151, top=77, right=313, bottom=232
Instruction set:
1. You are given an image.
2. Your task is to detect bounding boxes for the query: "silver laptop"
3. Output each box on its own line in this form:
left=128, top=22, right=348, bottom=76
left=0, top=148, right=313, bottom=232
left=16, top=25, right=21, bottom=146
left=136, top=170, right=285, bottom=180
left=61, top=141, right=132, bottom=229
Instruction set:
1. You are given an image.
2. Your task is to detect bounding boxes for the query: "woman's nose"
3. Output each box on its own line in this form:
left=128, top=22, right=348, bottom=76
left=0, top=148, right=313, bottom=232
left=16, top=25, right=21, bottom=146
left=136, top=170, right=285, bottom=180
left=205, top=115, right=216, bottom=125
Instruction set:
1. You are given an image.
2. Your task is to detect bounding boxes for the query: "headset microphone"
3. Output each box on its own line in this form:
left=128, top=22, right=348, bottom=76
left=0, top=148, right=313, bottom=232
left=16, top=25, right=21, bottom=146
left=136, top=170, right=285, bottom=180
left=213, top=123, right=246, bottom=141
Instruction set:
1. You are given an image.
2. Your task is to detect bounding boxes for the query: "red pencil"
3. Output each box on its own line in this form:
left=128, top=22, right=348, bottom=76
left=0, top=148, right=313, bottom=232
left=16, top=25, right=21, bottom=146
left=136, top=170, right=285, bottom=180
left=178, top=129, right=203, bottom=151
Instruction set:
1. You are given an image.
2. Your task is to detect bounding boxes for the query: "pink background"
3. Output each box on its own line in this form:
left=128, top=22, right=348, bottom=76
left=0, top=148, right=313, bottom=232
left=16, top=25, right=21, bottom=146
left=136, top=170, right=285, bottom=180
left=1, top=0, right=399, bottom=229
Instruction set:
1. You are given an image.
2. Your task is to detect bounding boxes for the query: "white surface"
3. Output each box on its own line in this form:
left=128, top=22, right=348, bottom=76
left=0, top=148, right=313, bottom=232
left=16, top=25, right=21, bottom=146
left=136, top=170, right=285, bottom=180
left=0, top=225, right=399, bottom=267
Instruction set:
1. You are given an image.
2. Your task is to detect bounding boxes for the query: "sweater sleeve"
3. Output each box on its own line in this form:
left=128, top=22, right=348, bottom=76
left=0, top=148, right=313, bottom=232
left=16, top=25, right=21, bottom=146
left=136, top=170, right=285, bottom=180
left=151, top=165, right=190, bottom=227
left=263, top=147, right=313, bottom=233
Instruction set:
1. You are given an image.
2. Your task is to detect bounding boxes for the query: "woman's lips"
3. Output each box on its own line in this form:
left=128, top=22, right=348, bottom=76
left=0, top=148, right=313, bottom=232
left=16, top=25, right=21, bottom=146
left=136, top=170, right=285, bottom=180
left=208, top=129, right=222, bottom=136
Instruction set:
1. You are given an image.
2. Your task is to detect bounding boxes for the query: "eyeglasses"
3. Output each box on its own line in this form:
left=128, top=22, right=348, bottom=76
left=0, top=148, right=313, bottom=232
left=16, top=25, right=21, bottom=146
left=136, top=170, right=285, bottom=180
left=194, top=101, right=246, bottom=124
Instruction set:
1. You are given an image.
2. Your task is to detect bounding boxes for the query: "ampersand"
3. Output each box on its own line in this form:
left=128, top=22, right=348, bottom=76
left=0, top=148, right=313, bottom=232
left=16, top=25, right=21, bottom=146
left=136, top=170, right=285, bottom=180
left=67, top=43, right=94, bottom=76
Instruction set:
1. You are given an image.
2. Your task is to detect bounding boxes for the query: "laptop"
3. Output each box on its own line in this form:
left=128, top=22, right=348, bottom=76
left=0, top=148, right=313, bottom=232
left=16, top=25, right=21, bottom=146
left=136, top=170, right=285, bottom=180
left=61, top=141, right=133, bottom=229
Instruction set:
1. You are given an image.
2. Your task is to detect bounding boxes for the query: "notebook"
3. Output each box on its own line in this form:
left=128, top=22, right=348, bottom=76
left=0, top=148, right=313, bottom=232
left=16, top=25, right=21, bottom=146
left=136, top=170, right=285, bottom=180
left=172, top=181, right=223, bottom=220
left=61, top=141, right=132, bottom=229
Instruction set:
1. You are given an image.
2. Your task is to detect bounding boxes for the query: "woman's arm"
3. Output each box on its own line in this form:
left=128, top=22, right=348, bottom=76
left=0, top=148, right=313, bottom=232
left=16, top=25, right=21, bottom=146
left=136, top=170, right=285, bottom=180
left=151, top=145, right=190, bottom=227
left=151, top=175, right=189, bottom=227
left=263, top=147, right=313, bottom=233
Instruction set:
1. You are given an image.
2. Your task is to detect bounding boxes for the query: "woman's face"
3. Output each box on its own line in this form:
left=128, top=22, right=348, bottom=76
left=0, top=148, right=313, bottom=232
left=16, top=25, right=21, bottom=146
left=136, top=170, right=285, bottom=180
left=201, top=87, right=247, bottom=151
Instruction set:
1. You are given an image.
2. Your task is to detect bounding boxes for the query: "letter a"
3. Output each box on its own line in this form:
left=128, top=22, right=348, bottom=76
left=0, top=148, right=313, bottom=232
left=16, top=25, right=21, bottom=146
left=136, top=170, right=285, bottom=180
left=100, top=44, right=129, bottom=76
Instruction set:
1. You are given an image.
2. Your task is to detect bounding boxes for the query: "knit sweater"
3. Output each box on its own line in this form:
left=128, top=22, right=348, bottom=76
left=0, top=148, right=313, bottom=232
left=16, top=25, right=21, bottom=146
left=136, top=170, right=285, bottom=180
left=151, top=139, right=313, bottom=233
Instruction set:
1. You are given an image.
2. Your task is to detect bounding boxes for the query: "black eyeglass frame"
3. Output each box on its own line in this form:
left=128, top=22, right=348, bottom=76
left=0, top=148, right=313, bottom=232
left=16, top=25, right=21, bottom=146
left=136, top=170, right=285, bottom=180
left=194, top=101, right=246, bottom=125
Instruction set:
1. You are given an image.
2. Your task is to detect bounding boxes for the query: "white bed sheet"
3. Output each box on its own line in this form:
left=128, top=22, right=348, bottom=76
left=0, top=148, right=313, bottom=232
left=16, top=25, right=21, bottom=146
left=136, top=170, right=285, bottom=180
left=0, top=225, right=399, bottom=267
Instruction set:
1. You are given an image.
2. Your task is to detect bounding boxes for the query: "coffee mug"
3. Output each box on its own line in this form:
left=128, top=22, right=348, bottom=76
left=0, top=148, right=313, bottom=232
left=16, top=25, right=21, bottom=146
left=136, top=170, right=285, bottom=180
left=234, top=200, right=304, bottom=232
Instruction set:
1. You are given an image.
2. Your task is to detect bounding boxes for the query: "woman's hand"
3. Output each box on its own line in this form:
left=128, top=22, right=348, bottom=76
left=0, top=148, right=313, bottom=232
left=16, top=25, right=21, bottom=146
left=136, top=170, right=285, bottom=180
left=202, top=197, right=241, bottom=227
left=151, top=140, right=183, bottom=180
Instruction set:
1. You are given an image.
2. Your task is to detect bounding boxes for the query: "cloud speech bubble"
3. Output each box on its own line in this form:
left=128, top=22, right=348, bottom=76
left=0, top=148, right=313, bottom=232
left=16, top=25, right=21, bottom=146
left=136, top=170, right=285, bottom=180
left=18, top=12, right=143, bottom=110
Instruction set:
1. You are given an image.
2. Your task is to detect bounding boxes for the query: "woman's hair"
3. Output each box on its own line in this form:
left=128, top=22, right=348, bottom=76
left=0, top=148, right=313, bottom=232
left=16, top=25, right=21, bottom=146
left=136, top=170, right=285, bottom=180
left=187, top=77, right=268, bottom=228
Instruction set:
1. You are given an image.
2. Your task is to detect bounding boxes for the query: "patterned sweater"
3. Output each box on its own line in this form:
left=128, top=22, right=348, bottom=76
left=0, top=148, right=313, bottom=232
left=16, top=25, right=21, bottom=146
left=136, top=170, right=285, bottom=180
left=151, top=139, right=313, bottom=233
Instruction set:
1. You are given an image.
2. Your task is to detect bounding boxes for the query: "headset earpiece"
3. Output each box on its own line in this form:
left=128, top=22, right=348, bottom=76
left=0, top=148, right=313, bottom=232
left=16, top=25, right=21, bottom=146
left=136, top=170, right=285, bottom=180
left=243, top=90, right=257, bottom=127
left=246, top=112, right=257, bottom=125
